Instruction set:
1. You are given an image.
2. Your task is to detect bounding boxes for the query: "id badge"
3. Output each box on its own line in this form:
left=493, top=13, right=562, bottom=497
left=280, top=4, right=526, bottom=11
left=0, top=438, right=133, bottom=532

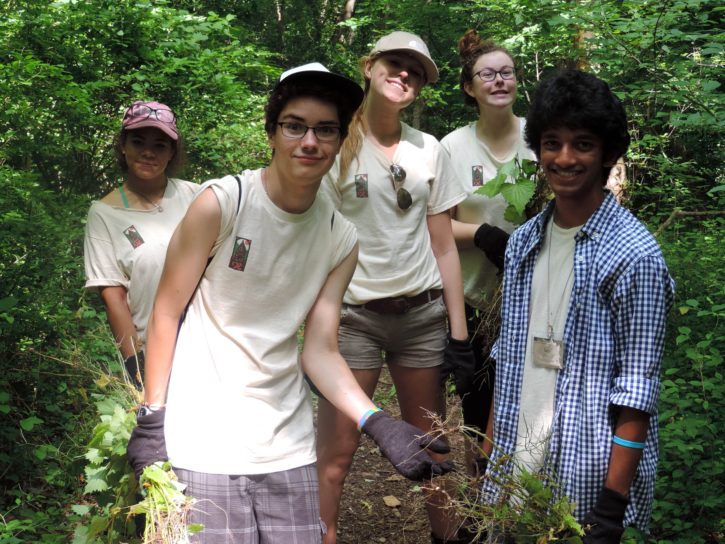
left=533, top=336, right=564, bottom=369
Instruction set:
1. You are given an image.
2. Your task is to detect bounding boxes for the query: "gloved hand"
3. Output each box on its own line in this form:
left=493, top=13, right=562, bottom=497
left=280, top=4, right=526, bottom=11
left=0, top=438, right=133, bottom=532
left=124, top=351, right=145, bottom=390
left=473, top=223, right=509, bottom=272
left=441, top=336, right=476, bottom=398
left=127, top=407, right=168, bottom=480
left=361, top=411, right=453, bottom=481
left=582, top=486, right=629, bottom=543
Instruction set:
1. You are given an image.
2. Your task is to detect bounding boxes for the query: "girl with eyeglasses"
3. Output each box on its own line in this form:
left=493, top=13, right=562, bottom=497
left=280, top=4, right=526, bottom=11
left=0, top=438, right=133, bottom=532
left=316, top=31, right=475, bottom=544
left=83, top=101, right=198, bottom=388
left=440, top=30, right=536, bottom=475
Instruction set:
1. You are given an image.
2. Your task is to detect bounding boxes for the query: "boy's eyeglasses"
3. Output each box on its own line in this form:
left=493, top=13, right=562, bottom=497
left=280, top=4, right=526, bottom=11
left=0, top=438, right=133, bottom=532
left=390, top=164, right=412, bottom=210
left=474, top=68, right=515, bottom=82
left=277, top=122, right=341, bottom=142
left=124, top=104, right=176, bottom=124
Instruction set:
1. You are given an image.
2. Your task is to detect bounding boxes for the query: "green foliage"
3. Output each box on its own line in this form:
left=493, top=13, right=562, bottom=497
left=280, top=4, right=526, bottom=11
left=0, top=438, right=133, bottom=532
left=0, top=1, right=275, bottom=194
left=0, top=0, right=721, bottom=541
left=541, top=0, right=724, bottom=218
left=72, top=390, right=140, bottom=542
left=653, top=219, right=725, bottom=542
left=475, top=158, right=540, bottom=224
left=0, top=166, right=92, bottom=499
left=448, top=443, right=585, bottom=543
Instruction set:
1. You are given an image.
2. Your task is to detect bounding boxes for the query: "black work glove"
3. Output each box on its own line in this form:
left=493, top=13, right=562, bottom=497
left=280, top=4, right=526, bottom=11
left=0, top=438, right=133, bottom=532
left=361, top=411, right=454, bottom=481
left=441, top=336, right=476, bottom=398
left=582, top=486, right=629, bottom=544
left=124, top=351, right=145, bottom=390
left=473, top=456, right=488, bottom=477
left=473, top=223, right=509, bottom=272
left=127, top=407, right=168, bottom=480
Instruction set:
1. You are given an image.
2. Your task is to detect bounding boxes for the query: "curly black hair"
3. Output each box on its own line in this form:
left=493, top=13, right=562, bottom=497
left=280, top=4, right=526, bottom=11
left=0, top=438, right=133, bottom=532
left=525, top=70, right=629, bottom=178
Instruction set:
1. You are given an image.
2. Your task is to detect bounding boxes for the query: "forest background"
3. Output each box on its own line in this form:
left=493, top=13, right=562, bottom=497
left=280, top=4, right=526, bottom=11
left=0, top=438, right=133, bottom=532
left=0, top=0, right=722, bottom=542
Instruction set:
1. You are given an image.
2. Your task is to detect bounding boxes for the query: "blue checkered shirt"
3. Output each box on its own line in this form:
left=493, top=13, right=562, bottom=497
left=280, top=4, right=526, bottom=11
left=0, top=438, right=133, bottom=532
left=486, top=193, right=674, bottom=530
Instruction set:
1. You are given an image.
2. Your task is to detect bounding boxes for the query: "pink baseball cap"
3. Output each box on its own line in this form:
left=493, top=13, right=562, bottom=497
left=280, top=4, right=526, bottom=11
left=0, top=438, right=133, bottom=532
left=122, top=100, right=178, bottom=141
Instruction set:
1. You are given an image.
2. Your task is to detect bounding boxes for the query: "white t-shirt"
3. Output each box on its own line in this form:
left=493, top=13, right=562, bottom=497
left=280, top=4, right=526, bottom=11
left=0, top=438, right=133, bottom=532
left=321, top=122, right=467, bottom=304
left=83, top=178, right=199, bottom=342
left=164, top=170, right=357, bottom=475
left=440, top=119, right=536, bottom=309
left=514, top=218, right=578, bottom=473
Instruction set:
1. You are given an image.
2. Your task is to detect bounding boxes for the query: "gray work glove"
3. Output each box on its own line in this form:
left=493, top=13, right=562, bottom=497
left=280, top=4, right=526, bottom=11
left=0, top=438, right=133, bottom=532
left=126, top=406, right=168, bottom=480
left=361, top=411, right=453, bottom=481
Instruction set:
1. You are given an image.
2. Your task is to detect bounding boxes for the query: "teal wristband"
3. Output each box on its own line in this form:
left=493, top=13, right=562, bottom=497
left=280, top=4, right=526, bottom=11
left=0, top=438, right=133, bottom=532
left=612, top=435, right=645, bottom=449
left=357, top=407, right=382, bottom=431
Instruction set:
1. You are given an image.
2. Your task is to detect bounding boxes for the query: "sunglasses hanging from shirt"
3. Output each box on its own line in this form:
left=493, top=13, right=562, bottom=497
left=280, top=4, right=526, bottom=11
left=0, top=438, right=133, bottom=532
left=389, top=164, right=412, bottom=210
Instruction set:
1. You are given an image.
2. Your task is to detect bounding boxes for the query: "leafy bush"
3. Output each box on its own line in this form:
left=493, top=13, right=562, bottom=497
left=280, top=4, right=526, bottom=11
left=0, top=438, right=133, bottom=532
left=0, top=165, right=119, bottom=541
left=652, top=219, right=725, bottom=543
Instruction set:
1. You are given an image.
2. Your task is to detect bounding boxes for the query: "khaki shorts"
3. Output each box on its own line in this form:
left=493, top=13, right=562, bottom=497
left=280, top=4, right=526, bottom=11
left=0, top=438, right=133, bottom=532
left=339, top=297, right=448, bottom=370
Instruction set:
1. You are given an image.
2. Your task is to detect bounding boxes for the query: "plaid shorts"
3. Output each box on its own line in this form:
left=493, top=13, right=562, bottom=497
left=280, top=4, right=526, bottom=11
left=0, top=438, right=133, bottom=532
left=175, top=463, right=325, bottom=543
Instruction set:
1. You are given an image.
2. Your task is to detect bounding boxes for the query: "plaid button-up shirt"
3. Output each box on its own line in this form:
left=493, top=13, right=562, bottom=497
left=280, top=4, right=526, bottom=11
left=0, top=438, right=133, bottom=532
left=486, top=193, right=674, bottom=530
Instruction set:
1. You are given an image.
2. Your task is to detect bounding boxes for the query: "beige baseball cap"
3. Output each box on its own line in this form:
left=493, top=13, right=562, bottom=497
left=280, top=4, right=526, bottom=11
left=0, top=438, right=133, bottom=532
left=370, top=31, right=439, bottom=84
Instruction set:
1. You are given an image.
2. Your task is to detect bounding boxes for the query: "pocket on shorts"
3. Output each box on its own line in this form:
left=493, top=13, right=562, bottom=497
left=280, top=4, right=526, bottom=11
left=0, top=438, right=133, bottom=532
left=319, top=518, right=328, bottom=537
left=429, top=296, right=447, bottom=319
left=341, top=304, right=364, bottom=325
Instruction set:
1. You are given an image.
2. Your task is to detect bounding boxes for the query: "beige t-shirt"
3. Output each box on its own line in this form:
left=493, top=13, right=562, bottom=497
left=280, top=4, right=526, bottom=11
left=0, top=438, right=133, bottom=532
left=440, top=120, right=535, bottom=309
left=164, top=170, right=357, bottom=475
left=514, top=218, right=578, bottom=473
left=83, top=178, right=199, bottom=342
left=321, top=122, right=467, bottom=304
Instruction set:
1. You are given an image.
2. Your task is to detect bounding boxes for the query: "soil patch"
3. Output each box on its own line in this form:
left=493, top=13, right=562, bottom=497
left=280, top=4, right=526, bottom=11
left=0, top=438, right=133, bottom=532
left=314, top=368, right=468, bottom=544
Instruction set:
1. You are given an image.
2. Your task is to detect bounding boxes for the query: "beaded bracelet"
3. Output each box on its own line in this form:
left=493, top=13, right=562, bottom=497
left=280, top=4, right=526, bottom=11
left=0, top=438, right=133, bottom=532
left=612, top=435, right=645, bottom=449
left=357, top=407, right=382, bottom=431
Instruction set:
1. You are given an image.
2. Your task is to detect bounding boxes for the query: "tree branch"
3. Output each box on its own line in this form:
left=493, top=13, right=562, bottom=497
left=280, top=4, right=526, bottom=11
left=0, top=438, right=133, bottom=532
left=654, top=209, right=725, bottom=237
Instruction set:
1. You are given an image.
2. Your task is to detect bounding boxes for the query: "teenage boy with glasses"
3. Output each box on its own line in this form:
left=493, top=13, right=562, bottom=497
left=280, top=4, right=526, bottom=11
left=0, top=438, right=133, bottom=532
left=485, top=70, right=674, bottom=542
left=126, top=63, right=452, bottom=543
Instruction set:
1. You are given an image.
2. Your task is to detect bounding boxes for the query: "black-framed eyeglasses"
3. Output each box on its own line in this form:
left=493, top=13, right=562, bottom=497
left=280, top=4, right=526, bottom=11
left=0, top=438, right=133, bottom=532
left=474, top=68, right=516, bottom=82
left=390, top=164, right=412, bottom=210
left=124, top=104, right=176, bottom=124
left=277, top=122, right=341, bottom=142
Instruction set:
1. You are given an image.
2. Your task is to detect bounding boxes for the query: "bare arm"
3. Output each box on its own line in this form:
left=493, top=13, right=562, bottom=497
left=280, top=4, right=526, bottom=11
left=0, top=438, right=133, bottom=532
left=301, top=244, right=376, bottom=424
left=143, top=188, right=220, bottom=406
left=482, top=393, right=495, bottom=457
left=450, top=205, right=479, bottom=250
left=605, top=407, right=650, bottom=495
left=100, top=286, right=138, bottom=359
left=427, top=212, right=467, bottom=340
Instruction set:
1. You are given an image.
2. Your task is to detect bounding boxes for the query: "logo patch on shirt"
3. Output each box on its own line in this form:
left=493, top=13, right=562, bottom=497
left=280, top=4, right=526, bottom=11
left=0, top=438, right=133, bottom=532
left=472, top=165, right=484, bottom=187
left=229, top=237, right=252, bottom=271
left=123, top=225, right=144, bottom=248
left=354, top=174, right=369, bottom=198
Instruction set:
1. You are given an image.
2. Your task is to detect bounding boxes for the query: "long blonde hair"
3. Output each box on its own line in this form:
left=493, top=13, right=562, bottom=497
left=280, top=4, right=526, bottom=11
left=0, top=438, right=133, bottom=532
left=338, top=55, right=377, bottom=182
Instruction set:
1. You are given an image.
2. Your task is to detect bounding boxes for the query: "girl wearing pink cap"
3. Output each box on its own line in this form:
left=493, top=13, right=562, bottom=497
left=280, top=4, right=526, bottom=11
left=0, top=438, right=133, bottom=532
left=83, top=101, right=198, bottom=386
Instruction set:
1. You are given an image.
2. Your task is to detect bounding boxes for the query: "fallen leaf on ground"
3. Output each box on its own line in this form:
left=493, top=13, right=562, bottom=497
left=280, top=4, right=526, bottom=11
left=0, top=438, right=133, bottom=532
left=383, top=495, right=401, bottom=508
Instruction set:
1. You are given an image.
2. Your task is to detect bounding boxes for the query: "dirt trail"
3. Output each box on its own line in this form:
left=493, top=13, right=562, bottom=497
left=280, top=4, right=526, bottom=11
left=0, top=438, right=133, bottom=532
left=314, top=369, right=468, bottom=544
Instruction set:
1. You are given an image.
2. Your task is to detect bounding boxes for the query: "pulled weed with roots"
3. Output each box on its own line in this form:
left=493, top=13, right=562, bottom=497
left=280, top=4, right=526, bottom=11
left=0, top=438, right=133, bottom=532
left=423, top=407, right=585, bottom=543
left=130, top=462, right=203, bottom=543
left=75, top=348, right=204, bottom=543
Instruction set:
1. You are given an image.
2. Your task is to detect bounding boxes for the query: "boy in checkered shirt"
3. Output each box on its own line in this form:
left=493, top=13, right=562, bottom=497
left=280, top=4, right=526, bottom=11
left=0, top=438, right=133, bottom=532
left=485, top=69, right=674, bottom=542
